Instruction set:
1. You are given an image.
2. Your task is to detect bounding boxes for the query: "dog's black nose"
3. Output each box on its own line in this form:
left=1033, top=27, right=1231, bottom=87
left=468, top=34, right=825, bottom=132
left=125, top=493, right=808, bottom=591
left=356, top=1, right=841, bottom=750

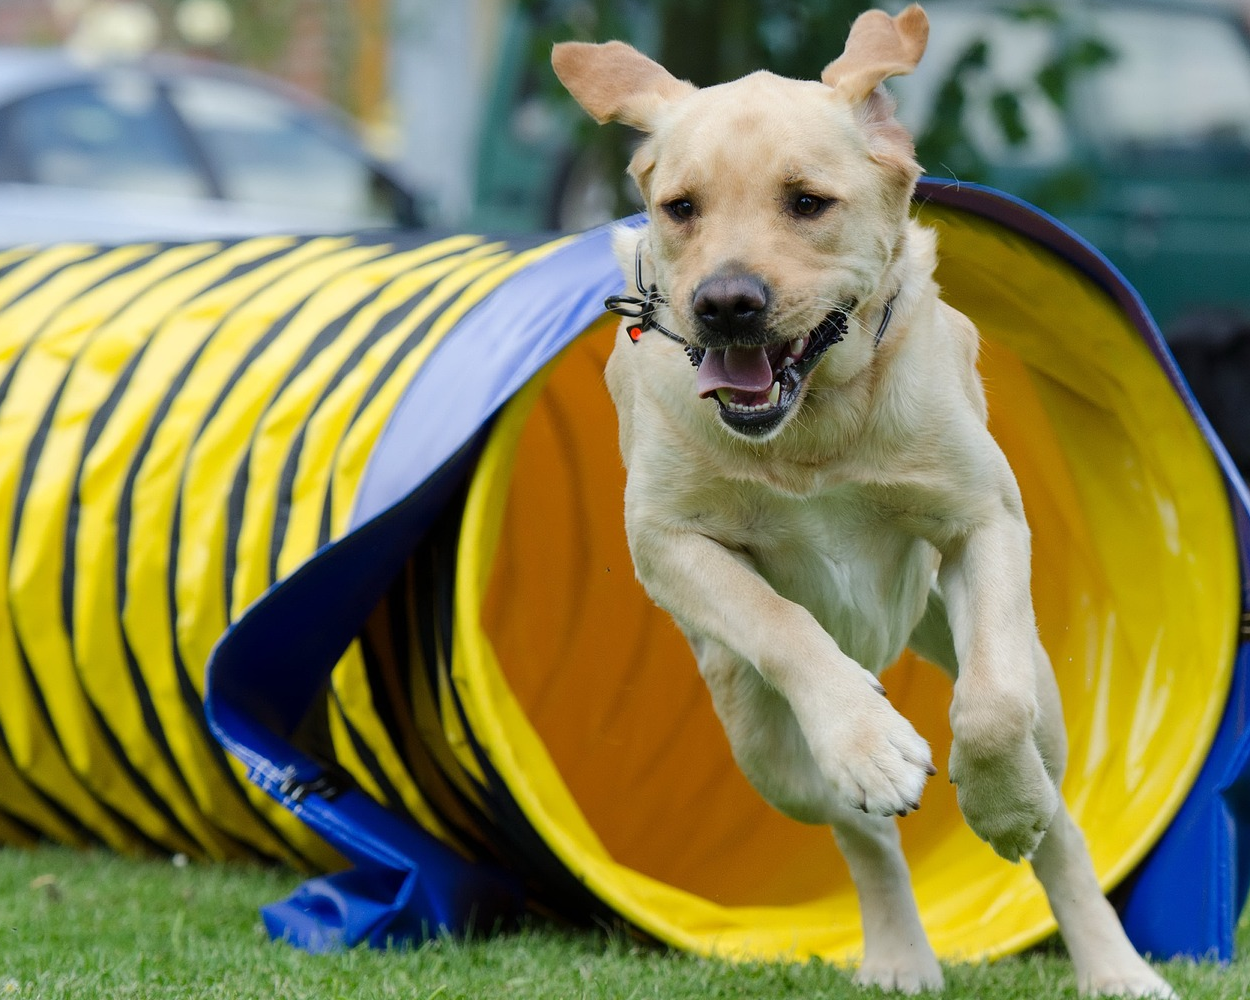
left=692, top=273, right=769, bottom=342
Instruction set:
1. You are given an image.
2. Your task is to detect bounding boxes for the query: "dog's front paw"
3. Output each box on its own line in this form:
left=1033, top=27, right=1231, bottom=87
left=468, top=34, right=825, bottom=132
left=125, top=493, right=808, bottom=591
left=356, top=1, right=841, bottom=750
left=1080, top=969, right=1176, bottom=1000
left=949, top=734, right=1059, bottom=862
left=806, top=672, right=936, bottom=817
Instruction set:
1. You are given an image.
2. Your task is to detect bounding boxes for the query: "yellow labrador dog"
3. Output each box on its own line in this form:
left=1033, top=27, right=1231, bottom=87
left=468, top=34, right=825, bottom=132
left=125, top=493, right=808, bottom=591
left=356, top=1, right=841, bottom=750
left=553, top=6, right=1174, bottom=997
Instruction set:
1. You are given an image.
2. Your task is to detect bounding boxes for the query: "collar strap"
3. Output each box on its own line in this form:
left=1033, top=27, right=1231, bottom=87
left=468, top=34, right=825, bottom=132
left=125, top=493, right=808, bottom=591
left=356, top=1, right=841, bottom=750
left=873, top=295, right=897, bottom=347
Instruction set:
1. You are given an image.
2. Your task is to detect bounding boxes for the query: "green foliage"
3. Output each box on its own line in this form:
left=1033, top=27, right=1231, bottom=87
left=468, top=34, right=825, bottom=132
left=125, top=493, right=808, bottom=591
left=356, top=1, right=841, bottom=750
left=147, top=0, right=299, bottom=64
left=145, top=0, right=362, bottom=114
left=518, top=0, right=871, bottom=82
left=516, top=0, right=874, bottom=221
left=913, top=36, right=990, bottom=181
left=652, top=0, right=871, bottom=85
left=520, top=0, right=1117, bottom=219
left=913, top=2, right=1118, bottom=206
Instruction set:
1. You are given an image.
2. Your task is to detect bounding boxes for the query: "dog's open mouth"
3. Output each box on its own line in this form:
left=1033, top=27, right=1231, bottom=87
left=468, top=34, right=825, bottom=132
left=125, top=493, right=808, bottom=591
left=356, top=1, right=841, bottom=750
left=695, top=312, right=847, bottom=435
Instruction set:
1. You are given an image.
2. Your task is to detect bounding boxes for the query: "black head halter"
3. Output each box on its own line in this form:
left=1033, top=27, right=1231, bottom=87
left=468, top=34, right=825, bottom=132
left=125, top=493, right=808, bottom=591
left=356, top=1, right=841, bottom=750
left=603, top=243, right=704, bottom=367
left=604, top=240, right=895, bottom=367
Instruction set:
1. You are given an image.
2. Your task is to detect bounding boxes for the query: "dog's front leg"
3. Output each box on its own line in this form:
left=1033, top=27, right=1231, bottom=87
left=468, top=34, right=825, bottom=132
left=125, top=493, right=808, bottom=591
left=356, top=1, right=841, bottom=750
left=692, top=625, right=943, bottom=993
left=938, top=505, right=1061, bottom=863
left=629, top=524, right=935, bottom=818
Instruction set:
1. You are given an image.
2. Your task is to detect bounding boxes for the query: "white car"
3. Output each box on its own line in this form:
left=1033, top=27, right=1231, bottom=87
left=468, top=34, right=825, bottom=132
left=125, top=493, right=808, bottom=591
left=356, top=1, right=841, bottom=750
left=0, top=47, right=423, bottom=245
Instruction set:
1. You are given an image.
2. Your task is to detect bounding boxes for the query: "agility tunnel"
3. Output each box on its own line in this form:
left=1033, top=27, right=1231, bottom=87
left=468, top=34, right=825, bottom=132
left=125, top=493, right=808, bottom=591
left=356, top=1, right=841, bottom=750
left=0, top=180, right=1247, bottom=965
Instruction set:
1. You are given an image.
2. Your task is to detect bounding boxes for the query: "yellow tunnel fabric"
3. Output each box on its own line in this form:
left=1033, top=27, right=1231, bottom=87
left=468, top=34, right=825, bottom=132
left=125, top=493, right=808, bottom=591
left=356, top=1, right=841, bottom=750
left=451, top=202, right=1238, bottom=962
left=0, top=233, right=561, bottom=867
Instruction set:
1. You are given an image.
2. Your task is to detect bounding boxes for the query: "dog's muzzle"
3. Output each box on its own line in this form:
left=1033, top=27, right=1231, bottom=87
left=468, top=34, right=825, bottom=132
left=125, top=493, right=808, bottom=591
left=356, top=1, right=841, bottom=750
left=605, top=241, right=890, bottom=437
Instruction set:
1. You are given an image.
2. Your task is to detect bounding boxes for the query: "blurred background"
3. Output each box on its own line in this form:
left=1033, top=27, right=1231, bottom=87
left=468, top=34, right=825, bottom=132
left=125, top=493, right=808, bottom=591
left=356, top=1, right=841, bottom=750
left=0, top=0, right=1246, bottom=465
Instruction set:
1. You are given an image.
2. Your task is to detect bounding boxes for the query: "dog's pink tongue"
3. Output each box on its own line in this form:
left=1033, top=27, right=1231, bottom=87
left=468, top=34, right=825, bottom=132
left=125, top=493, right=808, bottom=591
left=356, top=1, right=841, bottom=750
left=696, top=345, right=773, bottom=398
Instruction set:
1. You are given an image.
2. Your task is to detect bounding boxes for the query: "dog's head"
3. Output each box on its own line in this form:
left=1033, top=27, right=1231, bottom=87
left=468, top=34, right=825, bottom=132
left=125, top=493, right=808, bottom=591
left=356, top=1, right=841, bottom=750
left=553, top=6, right=929, bottom=440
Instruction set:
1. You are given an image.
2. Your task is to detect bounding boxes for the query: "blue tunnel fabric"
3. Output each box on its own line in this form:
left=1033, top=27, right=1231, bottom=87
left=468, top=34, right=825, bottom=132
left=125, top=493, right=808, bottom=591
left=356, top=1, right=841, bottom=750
left=204, top=181, right=1250, bottom=958
left=205, top=225, right=629, bottom=947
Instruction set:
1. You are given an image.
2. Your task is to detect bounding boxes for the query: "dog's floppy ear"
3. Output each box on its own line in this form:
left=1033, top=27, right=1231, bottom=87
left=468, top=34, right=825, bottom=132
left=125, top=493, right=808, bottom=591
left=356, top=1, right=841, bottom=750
left=552, top=41, right=695, bottom=131
left=821, top=4, right=929, bottom=103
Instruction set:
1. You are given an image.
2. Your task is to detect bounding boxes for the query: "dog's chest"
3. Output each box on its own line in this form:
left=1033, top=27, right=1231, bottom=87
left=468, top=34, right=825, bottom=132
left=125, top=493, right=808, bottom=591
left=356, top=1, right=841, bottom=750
left=712, top=483, right=938, bottom=674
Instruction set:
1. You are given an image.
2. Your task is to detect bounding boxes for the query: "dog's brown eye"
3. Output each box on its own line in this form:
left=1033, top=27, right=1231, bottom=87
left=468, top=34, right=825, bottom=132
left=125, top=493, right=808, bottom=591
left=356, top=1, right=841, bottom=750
left=665, top=199, right=696, bottom=222
left=793, top=194, right=828, bottom=217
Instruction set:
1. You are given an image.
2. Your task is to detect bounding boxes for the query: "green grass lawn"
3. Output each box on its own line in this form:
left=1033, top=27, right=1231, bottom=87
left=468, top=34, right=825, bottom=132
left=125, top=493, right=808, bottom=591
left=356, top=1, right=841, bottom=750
left=2, top=843, right=1246, bottom=999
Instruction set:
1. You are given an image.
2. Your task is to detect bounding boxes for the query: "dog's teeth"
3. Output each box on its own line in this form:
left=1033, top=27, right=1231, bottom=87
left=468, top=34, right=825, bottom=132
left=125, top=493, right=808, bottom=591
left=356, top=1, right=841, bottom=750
left=790, top=337, right=806, bottom=355
left=716, top=384, right=782, bottom=413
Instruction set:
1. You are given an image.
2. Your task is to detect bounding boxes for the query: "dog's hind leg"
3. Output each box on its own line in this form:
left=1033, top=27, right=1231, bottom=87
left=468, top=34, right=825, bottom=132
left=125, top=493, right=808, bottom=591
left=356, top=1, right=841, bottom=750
left=914, top=601, right=1173, bottom=997
left=1026, top=642, right=1176, bottom=999
left=832, top=807, right=944, bottom=994
left=693, top=637, right=942, bottom=995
